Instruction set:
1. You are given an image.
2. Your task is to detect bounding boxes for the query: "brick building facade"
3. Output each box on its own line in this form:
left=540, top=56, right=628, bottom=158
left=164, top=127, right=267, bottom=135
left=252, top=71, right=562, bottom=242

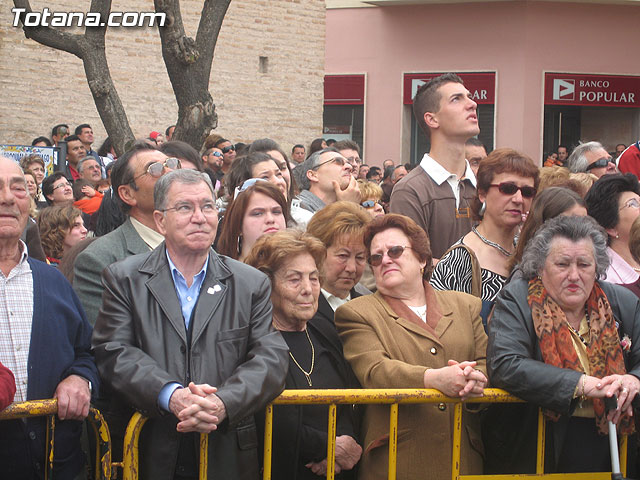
left=0, top=0, right=325, bottom=154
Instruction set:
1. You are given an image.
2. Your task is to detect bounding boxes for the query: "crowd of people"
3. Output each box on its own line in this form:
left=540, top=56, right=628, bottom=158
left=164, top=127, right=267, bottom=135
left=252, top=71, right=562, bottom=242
left=2, top=72, right=640, bottom=479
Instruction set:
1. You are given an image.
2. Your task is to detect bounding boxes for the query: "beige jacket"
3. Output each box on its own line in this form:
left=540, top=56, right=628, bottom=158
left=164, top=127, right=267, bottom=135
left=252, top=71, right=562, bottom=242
left=335, top=288, right=487, bottom=480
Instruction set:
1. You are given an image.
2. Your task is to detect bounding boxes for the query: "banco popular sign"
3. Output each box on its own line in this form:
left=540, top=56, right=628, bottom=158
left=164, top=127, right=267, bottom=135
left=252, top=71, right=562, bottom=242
left=545, top=73, right=639, bottom=108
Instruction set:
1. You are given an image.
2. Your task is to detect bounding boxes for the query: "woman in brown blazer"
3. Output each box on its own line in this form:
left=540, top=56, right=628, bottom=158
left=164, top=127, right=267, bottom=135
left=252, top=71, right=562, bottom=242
left=335, top=214, right=488, bottom=480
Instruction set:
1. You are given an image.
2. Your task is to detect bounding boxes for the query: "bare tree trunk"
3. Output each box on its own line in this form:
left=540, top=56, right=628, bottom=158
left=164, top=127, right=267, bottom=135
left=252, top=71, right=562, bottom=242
left=14, top=0, right=229, bottom=154
left=13, top=0, right=135, bottom=156
left=155, top=0, right=231, bottom=150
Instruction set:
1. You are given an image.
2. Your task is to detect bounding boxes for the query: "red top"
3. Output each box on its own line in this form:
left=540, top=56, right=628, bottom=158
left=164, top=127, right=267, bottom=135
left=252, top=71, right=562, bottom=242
left=618, top=142, right=640, bottom=178
left=0, top=361, right=16, bottom=410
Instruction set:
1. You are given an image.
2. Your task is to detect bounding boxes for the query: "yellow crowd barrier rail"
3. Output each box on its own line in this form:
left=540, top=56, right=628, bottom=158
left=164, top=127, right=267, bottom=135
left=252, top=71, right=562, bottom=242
left=2, top=389, right=627, bottom=480
left=0, top=399, right=112, bottom=480
left=263, top=388, right=628, bottom=480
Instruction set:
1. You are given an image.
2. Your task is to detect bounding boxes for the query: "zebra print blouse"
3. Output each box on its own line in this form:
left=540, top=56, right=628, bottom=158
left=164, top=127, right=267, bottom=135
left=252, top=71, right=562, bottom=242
left=430, top=240, right=507, bottom=301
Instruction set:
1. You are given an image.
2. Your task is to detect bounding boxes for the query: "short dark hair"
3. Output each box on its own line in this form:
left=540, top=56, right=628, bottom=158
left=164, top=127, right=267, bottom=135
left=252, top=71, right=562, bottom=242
left=333, top=139, right=360, bottom=156
left=72, top=179, right=91, bottom=200
left=585, top=173, right=640, bottom=236
left=364, top=214, right=433, bottom=280
left=557, top=144, right=568, bottom=152
left=110, top=141, right=159, bottom=214
left=412, top=73, right=464, bottom=137
left=74, top=124, right=91, bottom=136
left=51, top=124, right=69, bottom=138
left=32, top=136, right=52, bottom=147
left=214, top=138, right=231, bottom=148
left=366, top=166, right=381, bottom=180
left=159, top=141, right=203, bottom=171
left=292, top=144, right=305, bottom=152
left=65, top=134, right=81, bottom=144
left=41, top=172, right=69, bottom=204
left=472, top=148, right=540, bottom=220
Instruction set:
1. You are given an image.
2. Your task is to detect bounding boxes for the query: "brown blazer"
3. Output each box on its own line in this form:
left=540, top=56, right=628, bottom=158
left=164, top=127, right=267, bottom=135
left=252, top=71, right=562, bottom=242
left=335, top=288, right=487, bottom=480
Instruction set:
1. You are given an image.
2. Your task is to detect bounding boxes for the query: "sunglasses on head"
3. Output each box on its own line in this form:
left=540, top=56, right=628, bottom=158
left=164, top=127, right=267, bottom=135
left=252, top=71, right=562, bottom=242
left=221, top=145, right=236, bottom=154
left=489, top=182, right=536, bottom=199
left=368, top=245, right=412, bottom=266
left=586, top=157, right=612, bottom=171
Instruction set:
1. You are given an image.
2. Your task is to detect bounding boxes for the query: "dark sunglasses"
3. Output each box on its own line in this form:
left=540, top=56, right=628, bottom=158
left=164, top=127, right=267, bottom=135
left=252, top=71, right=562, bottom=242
left=489, top=182, right=536, bottom=199
left=361, top=200, right=380, bottom=208
left=368, top=245, right=412, bottom=266
left=221, top=145, right=236, bottom=154
left=586, top=157, right=612, bottom=171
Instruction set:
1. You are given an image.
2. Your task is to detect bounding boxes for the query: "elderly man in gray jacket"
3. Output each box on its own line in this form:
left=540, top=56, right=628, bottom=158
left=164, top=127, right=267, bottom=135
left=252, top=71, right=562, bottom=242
left=92, top=169, right=288, bottom=480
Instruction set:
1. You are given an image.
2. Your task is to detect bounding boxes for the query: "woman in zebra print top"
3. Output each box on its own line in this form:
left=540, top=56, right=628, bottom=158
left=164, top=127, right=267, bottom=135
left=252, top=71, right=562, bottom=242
left=430, top=149, right=539, bottom=324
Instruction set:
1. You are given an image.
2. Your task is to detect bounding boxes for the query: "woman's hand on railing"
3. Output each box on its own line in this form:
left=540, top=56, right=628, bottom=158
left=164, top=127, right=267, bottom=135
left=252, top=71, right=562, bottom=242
left=585, top=373, right=640, bottom=424
left=335, top=435, right=362, bottom=471
left=423, top=360, right=487, bottom=400
left=304, top=435, right=362, bottom=476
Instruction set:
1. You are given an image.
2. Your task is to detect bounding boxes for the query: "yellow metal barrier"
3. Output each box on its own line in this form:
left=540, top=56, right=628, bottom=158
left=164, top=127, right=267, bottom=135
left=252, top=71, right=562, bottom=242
left=262, top=388, right=629, bottom=480
left=5, top=390, right=618, bottom=479
left=0, top=399, right=113, bottom=480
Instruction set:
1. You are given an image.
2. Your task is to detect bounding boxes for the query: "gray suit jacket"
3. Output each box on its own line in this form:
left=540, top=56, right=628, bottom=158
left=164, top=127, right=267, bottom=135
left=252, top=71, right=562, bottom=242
left=92, top=243, right=289, bottom=480
left=73, top=218, right=150, bottom=325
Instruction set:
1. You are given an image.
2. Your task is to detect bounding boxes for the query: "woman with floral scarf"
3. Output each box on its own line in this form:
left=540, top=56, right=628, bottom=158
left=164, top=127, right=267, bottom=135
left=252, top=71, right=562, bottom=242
left=488, top=215, right=640, bottom=474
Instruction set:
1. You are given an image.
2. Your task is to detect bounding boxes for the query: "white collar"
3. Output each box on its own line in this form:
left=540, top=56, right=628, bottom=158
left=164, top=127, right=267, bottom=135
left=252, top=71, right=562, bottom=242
left=419, top=153, right=477, bottom=187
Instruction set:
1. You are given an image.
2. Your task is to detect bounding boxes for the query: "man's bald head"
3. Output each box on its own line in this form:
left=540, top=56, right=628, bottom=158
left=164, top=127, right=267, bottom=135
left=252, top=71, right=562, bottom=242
left=0, top=156, right=30, bottom=243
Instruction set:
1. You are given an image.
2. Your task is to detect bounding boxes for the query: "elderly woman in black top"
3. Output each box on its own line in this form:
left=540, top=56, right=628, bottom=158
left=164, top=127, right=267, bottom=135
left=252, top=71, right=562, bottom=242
left=246, top=230, right=362, bottom=479
left=488, top=215, right=640, bottom=473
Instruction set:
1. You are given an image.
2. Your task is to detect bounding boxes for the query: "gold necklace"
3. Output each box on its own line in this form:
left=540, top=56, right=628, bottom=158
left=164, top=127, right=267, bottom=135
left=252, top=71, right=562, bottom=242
left=288, top=328, right=315, bottom=386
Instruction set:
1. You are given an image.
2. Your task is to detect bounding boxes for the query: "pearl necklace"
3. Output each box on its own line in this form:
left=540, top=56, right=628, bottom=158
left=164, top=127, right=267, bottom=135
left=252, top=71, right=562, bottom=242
left=472, top=225, right=513, bottom=257
left=288, top=328, right=315, bottom=386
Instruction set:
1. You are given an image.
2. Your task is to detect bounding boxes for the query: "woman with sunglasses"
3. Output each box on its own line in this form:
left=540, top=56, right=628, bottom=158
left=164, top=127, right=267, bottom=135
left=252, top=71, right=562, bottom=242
left=335, top=214, right=487, bottom=480
left=216, top=180, right=289, bottom=261
left=430, top=149, right=539, bottom=327
left=585, top=173, right=640, bottom=284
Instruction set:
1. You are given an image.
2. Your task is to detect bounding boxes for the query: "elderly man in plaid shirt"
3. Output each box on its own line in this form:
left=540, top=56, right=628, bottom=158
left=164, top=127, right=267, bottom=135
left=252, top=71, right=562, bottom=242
left=0, top=156, right=98, bottom=480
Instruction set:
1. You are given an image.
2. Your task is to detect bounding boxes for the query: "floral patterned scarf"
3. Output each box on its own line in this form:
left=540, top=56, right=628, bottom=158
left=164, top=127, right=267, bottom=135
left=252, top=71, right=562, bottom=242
left=528, top=277, right=634, bottom=435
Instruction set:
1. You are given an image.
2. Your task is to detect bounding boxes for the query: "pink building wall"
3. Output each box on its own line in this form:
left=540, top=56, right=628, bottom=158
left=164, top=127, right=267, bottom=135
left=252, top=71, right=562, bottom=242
left=325, top=1, right=640, bottom=166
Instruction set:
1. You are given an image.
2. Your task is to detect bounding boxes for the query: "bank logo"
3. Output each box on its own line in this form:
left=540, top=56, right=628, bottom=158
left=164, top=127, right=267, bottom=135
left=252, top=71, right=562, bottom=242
left=553, top=79, right=575, bottom=101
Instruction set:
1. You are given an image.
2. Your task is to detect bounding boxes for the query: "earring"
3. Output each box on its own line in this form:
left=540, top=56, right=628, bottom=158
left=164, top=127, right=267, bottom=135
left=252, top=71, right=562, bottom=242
left=479, top=202, right=486, bottom=216
left=237, top=235, right=243, bottom=256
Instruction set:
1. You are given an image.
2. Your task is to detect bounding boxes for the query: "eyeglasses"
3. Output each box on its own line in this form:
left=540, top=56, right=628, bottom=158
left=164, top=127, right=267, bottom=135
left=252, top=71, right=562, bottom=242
left=221, top=145, right=236, bottom=154
left=586, top=157, right=613, bottom=171
left=619, top=198, right=640, bottom=211
left=361, top=200, right=380, bottom=208
left=52, top=181, right=71, bottom=191
left=233, top=177, right=268, bottom=200
left=132, top=157, right=181, bottom=182
left=489, top=182, right=537, bottom=199
left=345, top=156, right=362, bottom=166
left=208, top=151, right=223, bottom=158
left=312, top=156, right=346, bottom=170
left=368, top=245, right=412, bottom=266
left=162, top=202, right=217, bottom=217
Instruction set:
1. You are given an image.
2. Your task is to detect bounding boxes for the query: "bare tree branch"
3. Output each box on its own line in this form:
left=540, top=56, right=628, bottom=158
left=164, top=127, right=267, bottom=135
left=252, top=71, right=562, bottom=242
left=13, top=0, right=83, bottom=58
